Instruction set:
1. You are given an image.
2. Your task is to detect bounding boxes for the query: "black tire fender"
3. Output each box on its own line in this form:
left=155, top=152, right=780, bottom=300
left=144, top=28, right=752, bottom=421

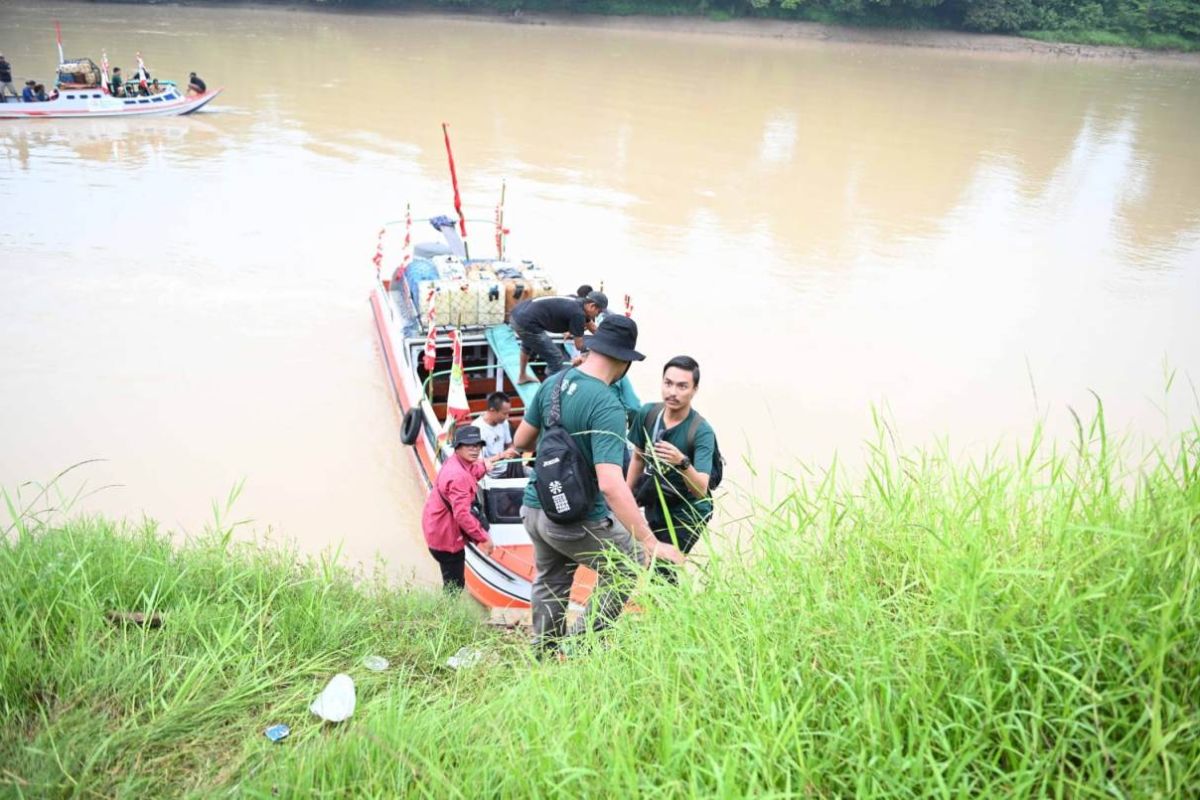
left=400, top=407, right=423, bottom=446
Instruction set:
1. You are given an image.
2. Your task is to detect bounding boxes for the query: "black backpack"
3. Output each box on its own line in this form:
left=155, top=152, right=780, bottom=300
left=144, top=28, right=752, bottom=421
left=533, top=371, right=597, bottom=523
left=644, top=403, right=724, bottom=492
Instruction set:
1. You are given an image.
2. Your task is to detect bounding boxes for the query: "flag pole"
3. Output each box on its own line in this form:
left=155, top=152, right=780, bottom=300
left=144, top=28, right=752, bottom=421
left=54, top=21, right=64, bottom=65
left=441, top=122, right=469, bottom=260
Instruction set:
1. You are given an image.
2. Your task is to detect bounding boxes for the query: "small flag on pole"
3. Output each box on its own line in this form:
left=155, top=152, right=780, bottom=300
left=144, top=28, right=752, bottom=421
left=100, top=51, right=111, bottom=94
left=371, top=227, right=385, bottom=277
left=494, top=180, right=508, bottom=260
left=446, top=328, right=470, bottom=423
left=397, top=204, right=413, bottom=284
left=54, top=21, right=65, bottom=65
left=135, top=52, right=148, bottom=91
left=422, top=290, right=438, bottom=372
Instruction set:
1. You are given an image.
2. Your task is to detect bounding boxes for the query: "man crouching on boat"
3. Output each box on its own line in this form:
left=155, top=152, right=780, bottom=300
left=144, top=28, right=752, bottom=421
left=421, top=426, right=494, bottom=593
left=512, top=315, right=684, bottom=653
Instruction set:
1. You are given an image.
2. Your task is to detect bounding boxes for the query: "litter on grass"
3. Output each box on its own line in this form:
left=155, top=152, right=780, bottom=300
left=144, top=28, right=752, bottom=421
left=447, top=647, right=483, bottom=670
left=264, top=724, right=290, bottom=743
left=309, top=674, right=356, bottom=722
left=363, top=655, right=389, bottom=671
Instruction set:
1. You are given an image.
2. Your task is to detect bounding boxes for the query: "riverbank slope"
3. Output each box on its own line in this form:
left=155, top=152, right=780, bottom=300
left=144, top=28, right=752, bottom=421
left=2, top=415, right=1197, bottom=796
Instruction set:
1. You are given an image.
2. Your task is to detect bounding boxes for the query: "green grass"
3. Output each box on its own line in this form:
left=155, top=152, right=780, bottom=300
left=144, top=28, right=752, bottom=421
left=1021, top=28, right=1200, bottom=51
left=3, top=407, right=1199, bottom=797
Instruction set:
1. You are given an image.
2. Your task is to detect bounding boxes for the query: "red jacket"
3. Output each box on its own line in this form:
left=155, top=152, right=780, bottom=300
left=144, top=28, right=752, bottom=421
left=421, top=454, right=490, bottom=553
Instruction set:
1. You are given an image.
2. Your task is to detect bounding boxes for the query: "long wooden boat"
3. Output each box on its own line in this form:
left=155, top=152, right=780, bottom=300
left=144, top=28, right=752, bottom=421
left=369, top=217, right=640, bottom=610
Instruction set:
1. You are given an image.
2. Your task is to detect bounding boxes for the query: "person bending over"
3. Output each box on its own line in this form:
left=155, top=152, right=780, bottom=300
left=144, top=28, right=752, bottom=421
left=509, top=290, right=606, bottom=384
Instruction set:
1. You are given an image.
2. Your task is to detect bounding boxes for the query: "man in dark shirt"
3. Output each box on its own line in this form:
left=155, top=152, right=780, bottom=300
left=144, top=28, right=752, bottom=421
left=187, top=72, right=207, bottom=96
left=0, top=54, right=17, bottom=102
left=510, top=290, right=606, bottom=383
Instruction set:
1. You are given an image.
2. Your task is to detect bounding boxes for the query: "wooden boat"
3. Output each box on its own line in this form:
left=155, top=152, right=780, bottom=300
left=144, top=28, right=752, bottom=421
left=369, top=216, right=640, bottom=610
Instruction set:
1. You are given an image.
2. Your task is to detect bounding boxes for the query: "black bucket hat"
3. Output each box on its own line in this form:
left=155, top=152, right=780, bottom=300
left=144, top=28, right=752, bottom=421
left=583, top=315, right=645, bottom=363
left=453, top=426, right=484, bottom=448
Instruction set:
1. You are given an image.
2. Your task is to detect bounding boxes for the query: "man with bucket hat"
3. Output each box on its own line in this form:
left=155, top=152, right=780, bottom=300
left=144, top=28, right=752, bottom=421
left=513, top=315, right=685, bottom=652
left=421, top=425, right=495, bottom=592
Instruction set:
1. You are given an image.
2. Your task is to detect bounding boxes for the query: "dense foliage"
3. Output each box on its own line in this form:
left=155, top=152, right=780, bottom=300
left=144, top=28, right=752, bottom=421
left=3, top=412, right=1198, bottom=796
left=295, top=0, right=1200, bottom=46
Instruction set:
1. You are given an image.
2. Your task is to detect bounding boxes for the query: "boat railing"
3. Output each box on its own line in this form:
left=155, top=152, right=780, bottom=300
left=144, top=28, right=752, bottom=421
left=420, top=361, right=553, bottom=404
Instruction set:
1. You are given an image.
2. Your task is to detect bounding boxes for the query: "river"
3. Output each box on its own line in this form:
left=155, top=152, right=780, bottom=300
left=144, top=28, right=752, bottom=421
left=2, top=1, right=1198, bottom=586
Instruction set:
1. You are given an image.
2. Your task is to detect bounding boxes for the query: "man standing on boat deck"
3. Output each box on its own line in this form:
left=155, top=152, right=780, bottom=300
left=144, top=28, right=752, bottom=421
left=510, top=290, right=607, bottom=384
left=626, top=355, right=717, bottom=582
left=0, top=55, right=17, bottom=101
left=421, top=426, right=495, bottom=592
left=513, top=315, right=684, bottom=653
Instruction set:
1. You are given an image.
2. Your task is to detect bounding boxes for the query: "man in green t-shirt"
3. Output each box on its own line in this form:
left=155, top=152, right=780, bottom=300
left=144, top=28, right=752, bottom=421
left=513, top=315, right=684, bottom=652
left=626, top=355, right=716, bottom=582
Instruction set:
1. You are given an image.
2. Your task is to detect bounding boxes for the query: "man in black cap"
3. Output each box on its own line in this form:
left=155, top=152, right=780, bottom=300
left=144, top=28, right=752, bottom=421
left=510, top=290, right=607, bottom=384
left=421, top=425, right=495, bottom=592
left=513, top=315, right=684, bottom=652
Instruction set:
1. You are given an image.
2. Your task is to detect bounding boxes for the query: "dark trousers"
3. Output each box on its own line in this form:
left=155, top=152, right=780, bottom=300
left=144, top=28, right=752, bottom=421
left=429, top=548, right=465, bottom=592
left=513, top=324, right=566, bottom=375
left=645, top=504, right=708, bottom=584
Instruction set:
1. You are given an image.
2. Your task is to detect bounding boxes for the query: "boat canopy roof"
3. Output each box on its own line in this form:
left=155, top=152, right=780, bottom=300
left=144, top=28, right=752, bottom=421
left=57, top=58, right=102, bottom=88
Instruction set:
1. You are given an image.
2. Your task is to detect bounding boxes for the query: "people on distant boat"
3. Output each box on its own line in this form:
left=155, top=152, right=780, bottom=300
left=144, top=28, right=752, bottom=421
left=472, top=391, right=521, bottom=479
left=187, top=71, right=206, bottom=96
left=110, top=67, right=123, bottom=97
left=150, top=79, right=162, bottom=95
left=0, top=54, right=17, bottom=102
left=626, top=355, right=718, bottom=583
left=34, top=83, right=47, bottom=102
left=21, top=81, right=35, bottom=103
left=421, top=426, right=494, bottom=592
left=510, top=290, right=607, bottom=384
left=512, top=315, right=684, bottom=654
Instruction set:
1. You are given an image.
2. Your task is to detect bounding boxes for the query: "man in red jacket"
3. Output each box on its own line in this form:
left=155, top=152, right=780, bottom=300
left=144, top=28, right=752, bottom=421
left=422, top=426, right=495, bottom=591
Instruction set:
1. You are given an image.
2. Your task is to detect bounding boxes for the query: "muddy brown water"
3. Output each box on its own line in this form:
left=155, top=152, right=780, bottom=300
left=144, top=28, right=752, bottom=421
left=2, top=1, right=1198, bottom=585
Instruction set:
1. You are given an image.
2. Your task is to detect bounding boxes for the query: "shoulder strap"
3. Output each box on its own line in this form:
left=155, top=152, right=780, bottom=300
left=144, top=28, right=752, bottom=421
left=647, top=403, right=665, bottom=440
left=686, top=411, right=705, bottom=455
left=545, top=370, right=571, bottom=428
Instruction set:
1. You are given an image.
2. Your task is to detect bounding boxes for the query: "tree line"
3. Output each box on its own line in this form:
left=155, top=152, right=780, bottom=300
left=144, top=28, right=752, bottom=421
left=136, top=0, right=1200, bottom=46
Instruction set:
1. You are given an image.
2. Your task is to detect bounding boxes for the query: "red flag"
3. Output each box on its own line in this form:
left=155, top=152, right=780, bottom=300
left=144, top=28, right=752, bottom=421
left=423, top=290, right=438, bottom=372
left=442, top=123, right=467, bottom=240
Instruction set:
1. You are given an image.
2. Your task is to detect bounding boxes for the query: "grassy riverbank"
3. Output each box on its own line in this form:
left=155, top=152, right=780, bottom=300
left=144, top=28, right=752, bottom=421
left=3, top=413, right=1198, bottom=797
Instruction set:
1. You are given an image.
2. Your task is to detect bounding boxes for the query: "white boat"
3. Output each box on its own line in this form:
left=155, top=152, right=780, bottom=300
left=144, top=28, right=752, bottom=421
left=0, top=53, right=220, bottom=120
left=0, top=86, right=221, bottom=120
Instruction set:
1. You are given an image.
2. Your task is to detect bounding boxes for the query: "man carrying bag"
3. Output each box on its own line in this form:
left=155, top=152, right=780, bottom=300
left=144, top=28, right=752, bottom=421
left=513, top=316, right=684, bottom=653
